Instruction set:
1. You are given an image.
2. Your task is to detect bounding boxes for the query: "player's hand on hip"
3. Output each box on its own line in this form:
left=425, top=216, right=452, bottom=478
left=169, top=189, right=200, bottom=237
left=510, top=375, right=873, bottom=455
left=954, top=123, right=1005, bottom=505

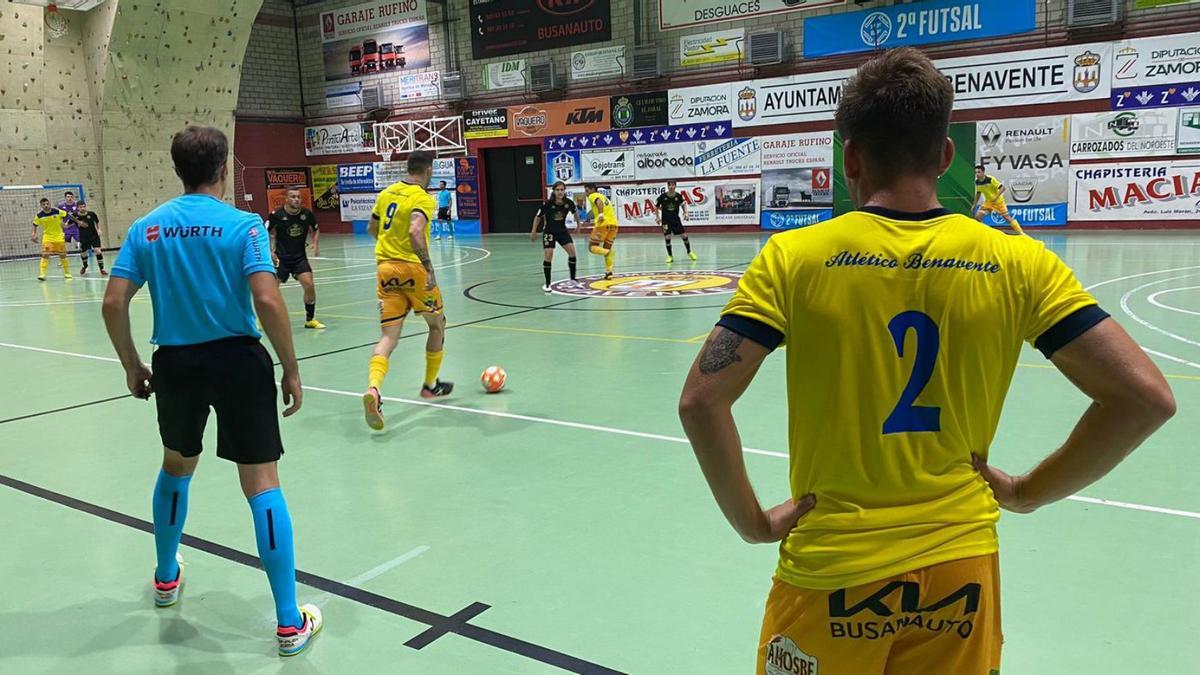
left=281, top=370, right=303, bottom=417
left=972, top=454, right=1036, bottom=513
left=126, top=363, right=154, bottom=400
left=759, top=494, right=816, bottom=543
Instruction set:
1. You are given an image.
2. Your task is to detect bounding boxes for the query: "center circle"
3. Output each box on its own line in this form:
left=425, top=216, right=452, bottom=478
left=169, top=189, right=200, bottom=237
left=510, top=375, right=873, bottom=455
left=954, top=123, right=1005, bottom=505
left=549, top=270, right=743, bottom=298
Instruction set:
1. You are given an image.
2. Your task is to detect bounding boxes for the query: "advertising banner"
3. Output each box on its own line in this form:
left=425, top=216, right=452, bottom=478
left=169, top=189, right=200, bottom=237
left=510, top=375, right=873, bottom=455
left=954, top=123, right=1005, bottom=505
left=1111, top=33, right=1200, bottom=87
left=325, top=82, right=362, bottom=109
left=543, top=121, right=731, bottom=150
left=581, top=148, right=637, bottom=181
left=694, top=138, right=761, bottom=177
left=680, top=29, right=744, bottom=67
left=1179, top=108, right=1200, bottom=154
left=1112, top=81, right=1200, bottom=111
left=396, top=71, right=440, bottom=102
left=337, top=163, right=376, bottom=193
left=635, top=142, right=696, bottom=180
left=668, top=84, right=733, bottom=125
left=614, top=184, right=668, bottom=227
left=546, top=150, right=584, bottom=185
left=611, top=91, right=670, bottom=130
left=482, top=59, right=526, bottom=91
left=760, top=132, right=834, bottom=227
left=320, top=0, right=430, bottom=81
left=312, top=165, right=338, bottom=211
left=803, top=0, right=1036, bottom=59
left=339, top=193, right=376, bottom=221
left=1069, top=161, right=1200, bottom=220
left=685, top=180, right=761, bottom=225
left=464, top=108, right=509, bottom=139
left=1070, top=109, right=1180, bottom=159
left=264, top=167, right=313, bottom=213
left=571, top=45, right=624, bottom=80
left=305, top=122, right=375, bottom=156
left=471, top=0, right=612, bottom=59
left=508, top=97, right=610, bottom=138
left=659, top=0, right=845, bottom=30
left=734, top=42, right=1112, bottom=127
left=977, top=116, right=1070, bottom=226
left=372, top=161, right=405, bottom=190
left=453, top=157, right=481, bottom=220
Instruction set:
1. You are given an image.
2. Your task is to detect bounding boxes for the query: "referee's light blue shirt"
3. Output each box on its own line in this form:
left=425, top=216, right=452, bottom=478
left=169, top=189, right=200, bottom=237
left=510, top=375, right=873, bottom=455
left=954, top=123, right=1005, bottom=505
left=111, top=194, right=276, bottom=346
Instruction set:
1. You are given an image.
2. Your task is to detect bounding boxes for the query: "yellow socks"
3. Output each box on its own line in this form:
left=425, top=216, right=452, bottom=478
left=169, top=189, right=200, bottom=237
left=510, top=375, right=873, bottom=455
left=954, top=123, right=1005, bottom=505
left=368, top=355, right=389, bottom=390
left=39, top=257, right=49, bottom=276
left=604, top=250, right=614, bottom=273
left=60, top=256, right=70, bottom=275
left=424, top=350, right=444, bottom=388
left=1009, top=219, right=1025, bottom=235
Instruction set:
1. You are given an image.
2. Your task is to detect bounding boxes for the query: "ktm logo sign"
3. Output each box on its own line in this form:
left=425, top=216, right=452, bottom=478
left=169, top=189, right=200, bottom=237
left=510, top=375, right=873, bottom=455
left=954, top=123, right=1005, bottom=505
left=537, top=0, right=595, bottom=15
left=566, top=107, right=604, bottom=125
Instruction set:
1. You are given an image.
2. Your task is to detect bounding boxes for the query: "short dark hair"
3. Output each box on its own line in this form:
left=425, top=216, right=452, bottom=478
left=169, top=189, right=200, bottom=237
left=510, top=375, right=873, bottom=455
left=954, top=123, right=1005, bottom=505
left=584, top=182, right=598, bottom=191
left=551, top=180, right=566, bottom=189
left=171, top=125, right=228, bottom=189
left=835, top=48, right=954, bottom=182
left=439, top=180, right=447, bottom=186
left=64, top=191, right=75, bottom=197
left=39, top=198, right=50, bottom=204
left=974, top=163, right=986, bottom=171
left=77, top=200, right=86, bottom=206
left=666, top=179, right=677, bottom=186
left=406, top=151, right=433, bottom=175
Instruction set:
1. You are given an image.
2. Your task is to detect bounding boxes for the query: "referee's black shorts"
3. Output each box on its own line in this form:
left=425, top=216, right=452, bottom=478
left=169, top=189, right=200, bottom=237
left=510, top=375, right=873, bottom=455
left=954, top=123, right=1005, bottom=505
left=151, top=336, right=284, bottom=464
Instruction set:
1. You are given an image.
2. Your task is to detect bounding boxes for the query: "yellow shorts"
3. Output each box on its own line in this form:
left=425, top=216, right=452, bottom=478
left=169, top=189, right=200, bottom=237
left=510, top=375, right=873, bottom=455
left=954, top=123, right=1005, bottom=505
left=41, top=240, right=66, bottom=255
left=376, top=260, right=443, bottom=326
left=589, top=224, right=618, bottom=250
left=978, top=198, right=1010, bottom=218
left=758, top=554, right=1002, bottom=675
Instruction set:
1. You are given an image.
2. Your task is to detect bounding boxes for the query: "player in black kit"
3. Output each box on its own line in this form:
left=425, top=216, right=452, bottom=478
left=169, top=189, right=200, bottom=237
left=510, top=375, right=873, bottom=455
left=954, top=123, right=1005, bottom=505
left=656, top=180, right=695, bottom=264
left=530, top=181, right=579, bottom=292
left=268, top=188, right=325, bottom=329
left=75, top=201, right=106, bottom=276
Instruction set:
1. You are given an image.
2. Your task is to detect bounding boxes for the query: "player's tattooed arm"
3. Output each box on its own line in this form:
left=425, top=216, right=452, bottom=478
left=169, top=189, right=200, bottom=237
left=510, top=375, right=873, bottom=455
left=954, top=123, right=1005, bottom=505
left=699, top=330, right=744, bottom=374
left=410, top=211, right=437, bottom=289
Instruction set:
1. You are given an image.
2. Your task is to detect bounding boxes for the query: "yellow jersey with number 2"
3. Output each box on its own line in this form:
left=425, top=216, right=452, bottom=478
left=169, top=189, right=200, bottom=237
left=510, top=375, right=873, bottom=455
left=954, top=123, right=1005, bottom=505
left=719, top=206, right=1104, bottom=590
left=371, top=181, right=437, bottom=263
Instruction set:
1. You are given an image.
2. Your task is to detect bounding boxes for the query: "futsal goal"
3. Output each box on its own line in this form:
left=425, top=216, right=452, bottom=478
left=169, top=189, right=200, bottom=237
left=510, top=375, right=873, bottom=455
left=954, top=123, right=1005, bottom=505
left=0, top=183, right=87, bottom=262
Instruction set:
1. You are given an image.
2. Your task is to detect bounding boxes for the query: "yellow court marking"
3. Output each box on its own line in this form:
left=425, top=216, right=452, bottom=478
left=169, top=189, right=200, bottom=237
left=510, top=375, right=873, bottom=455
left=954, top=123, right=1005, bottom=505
left=287, top=311, right=377, bottom=321
left=686, top=331, right=713, bottom=343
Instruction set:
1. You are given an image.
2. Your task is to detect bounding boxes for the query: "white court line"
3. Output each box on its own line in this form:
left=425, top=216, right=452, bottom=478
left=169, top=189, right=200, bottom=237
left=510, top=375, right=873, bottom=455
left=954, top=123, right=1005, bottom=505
left=1141, top=347, right=1200, bottom=370
left=1119, top=275, right=1200, bottom=350
left=1, top=339, right=1198, bottom=522
left=1147, top=286, right=1200, bottom=317
left=305, top=545, right=432, bottom=613
left=1083, top=264, right=1200, bottom=291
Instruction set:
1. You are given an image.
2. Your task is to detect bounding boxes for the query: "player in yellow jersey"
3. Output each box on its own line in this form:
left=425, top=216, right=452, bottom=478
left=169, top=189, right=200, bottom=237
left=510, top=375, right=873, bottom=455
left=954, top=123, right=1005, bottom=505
left=678, top=48, right=1175, bottom=674
left=584, top=183, right=618, bottom=280
left=973, top=165, right=1025, bottom=235
left=31, top=197, right=72, bottom=281
left=362, top=151, right=453, bottom=430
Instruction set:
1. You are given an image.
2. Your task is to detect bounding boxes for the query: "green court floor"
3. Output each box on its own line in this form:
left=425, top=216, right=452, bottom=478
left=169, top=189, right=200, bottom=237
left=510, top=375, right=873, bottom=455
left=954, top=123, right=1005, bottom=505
left=0, top=230, right=1197, bottom=674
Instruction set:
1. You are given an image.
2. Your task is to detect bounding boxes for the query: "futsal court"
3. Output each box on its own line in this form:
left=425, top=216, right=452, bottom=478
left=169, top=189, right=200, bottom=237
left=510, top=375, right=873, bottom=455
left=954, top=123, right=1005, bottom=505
left=0, top=229, right=1196, bottom=674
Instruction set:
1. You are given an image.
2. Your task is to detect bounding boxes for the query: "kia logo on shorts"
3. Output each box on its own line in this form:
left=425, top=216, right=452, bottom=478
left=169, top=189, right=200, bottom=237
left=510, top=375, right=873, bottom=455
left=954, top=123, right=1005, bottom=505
left=537, top=0, right=595, bottom=15
left=146, top=225, right=160, bottom=243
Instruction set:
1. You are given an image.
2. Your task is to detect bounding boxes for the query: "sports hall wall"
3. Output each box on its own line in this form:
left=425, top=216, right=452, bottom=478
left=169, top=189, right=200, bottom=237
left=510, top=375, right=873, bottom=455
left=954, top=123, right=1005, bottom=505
left=1, top=1, right=265, bottom=246
left=225, top=1, right=1199, bottom=233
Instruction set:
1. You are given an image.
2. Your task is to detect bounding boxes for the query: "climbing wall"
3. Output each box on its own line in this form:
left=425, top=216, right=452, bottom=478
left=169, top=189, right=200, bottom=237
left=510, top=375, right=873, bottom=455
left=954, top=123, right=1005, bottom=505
left=0, top=0, right=262, bottom=245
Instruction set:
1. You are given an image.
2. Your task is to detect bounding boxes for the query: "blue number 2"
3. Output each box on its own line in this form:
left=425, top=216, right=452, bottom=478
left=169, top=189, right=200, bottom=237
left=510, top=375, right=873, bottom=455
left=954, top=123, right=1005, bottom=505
left=882, top=311, right=942, bottom=434
left=382, top=202, right=398, bottom=231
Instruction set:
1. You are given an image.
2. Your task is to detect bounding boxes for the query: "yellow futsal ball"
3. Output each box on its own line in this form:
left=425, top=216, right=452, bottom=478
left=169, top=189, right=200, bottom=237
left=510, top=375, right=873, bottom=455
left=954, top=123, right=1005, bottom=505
left=481, top=366, right=507, bottom=393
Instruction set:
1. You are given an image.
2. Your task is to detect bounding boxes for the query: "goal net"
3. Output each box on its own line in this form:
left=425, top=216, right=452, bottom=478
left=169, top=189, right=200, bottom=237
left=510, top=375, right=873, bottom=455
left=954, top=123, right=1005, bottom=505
left=0, top=183, right=87, bottom=262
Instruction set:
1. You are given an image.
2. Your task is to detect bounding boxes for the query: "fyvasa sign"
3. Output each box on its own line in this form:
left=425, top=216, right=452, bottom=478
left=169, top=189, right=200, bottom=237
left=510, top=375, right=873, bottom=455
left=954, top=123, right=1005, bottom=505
left=1070, top=109, right=1179, bottom=159
left=668, top=84, right=734, bottom=125
left=734, top=41, right=1112, bottom=127
left=1069, top=161, right=1200, bottom=220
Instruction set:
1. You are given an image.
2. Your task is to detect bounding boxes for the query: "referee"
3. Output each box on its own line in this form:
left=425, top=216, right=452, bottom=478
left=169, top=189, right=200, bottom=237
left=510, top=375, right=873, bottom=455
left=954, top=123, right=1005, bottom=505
left=102, top=125, right=324, bottom=657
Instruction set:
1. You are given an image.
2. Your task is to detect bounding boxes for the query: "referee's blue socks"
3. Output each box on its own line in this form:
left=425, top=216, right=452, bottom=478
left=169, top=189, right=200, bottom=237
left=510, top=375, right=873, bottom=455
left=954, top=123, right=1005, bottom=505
left=249, top=487, right=303, bottom=628
left=152, top=469, right=191, bottom=583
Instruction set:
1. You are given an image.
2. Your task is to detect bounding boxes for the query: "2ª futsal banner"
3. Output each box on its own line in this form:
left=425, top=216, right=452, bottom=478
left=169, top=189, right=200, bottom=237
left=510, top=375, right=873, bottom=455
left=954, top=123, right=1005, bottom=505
left=977, top=116, right=1070, bottom=226
left=803, top=0, right=1036, bottom=58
